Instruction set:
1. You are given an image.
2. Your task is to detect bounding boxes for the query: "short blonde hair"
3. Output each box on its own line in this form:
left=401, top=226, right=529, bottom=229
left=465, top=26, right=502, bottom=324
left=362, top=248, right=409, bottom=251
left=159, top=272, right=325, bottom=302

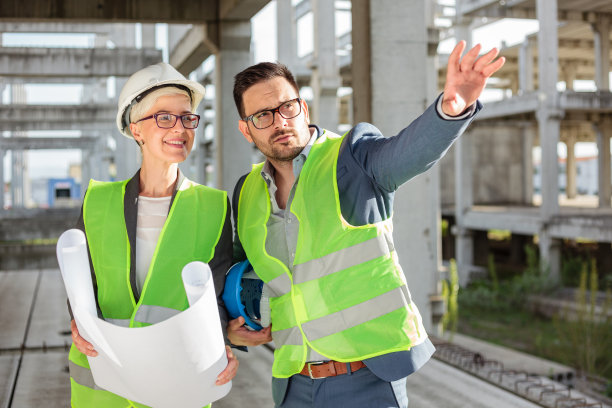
left=130, top=86, right=191, bottom=123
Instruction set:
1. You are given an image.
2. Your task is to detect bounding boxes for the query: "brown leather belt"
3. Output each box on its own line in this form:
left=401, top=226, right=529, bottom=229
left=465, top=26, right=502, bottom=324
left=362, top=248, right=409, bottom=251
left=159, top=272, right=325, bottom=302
left=299, top=360, right=366, bottom=379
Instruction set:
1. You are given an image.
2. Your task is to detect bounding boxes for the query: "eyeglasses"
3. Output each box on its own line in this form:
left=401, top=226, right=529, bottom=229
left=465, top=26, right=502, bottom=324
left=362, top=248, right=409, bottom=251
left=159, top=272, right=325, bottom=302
left=135, top=113, right=200, bottom=129
left=244, top=98, right=302, bottom=129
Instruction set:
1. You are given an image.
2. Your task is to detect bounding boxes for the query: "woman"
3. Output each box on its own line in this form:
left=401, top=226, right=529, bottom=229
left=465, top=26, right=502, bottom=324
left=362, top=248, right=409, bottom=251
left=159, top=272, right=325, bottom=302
left=68, top=62, right=238, bottom=407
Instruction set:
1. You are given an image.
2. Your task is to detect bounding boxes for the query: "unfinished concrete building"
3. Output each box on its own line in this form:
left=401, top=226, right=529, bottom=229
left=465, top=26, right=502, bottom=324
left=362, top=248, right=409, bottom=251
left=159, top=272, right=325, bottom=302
left=439, top=0, right=612, bottom=285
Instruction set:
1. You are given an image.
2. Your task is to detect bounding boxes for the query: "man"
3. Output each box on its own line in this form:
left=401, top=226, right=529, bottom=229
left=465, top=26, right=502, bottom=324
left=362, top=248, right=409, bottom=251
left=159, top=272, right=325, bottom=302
left=227, top=41, right=504, bottom=407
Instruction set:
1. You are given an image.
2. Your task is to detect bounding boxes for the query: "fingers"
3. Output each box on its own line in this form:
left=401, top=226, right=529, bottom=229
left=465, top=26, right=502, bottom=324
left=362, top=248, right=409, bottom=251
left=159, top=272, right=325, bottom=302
left=482, top=55, right=506, bottom=77
left=460, top=44, right=482, bottom=74
left=228, top=316, right=245, bottom=330
left=472, top=46, right=498, bottom=71
left=451, top=43, right=505, bottom=78
left=227, top=318, right=273, bottom=346
left=446, top=40, right=466, bottom=76
left=216, top=346, right=239, bottom=385
left=70, top=319, right=98, bottom=357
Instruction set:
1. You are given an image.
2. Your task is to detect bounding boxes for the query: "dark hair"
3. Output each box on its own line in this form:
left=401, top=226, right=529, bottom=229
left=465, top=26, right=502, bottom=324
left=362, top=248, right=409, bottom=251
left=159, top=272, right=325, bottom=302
left=233, top=62, right=299, bottom=119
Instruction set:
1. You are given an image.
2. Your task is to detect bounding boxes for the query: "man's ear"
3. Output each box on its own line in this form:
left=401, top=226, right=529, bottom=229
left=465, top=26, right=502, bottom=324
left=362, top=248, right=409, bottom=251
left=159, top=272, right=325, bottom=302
left=238, top=120, right=253, bottom=143
left=301, top=99, right=310, bottom=124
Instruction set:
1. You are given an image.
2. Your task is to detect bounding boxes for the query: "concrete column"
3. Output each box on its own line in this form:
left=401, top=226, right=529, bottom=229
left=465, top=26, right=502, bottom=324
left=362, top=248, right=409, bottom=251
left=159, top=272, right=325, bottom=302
left=310, top=0, right=340, bottom=132
left=141, top=24, right=156, bottom=49
left=81, top=149, right=91, bottom=188
left=351, top=0, right=372, bottom=124
left=518, top=39, right=535, bottom=94
left=522, top=125, right=535, bottom=204
left=214, top=20, right=253, bottom=193
left=565, top=134, right=577, bottom=199
left=596, top=118, right=612, bottom=207
left=453, top=20, right=474, bottom=286
left=114, top=77, right=142, bottom=180
left=11, top=150, right=24, bottom=208
left=366, top=0, right=438, bottom=332
left=539, top=229, right=561, bottom=279
left=276, top=0, right=297, bottom=71
left=0, top=149, right=4, bottom=209
left=561, top=62, right=578, bottom=91
left=592, top=16, right=611, bottom=91
left=112, top=25, right=141, bottom=180
left=537, top=0, right=561, bottom=281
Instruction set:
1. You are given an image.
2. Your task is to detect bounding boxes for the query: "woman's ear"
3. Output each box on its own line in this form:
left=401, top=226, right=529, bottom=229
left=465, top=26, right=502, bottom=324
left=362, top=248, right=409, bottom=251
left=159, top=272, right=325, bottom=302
left=129, top=122, right=141, bottom=140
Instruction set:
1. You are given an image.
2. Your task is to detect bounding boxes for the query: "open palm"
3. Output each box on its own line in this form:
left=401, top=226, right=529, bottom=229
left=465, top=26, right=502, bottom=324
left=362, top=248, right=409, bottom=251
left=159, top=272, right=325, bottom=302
left=442, top=41, right=506, bottom=116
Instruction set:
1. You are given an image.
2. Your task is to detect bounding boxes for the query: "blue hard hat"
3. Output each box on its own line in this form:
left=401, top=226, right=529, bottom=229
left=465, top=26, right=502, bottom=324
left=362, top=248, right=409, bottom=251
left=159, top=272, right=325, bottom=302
left=222, top=260, right=263, bottom=330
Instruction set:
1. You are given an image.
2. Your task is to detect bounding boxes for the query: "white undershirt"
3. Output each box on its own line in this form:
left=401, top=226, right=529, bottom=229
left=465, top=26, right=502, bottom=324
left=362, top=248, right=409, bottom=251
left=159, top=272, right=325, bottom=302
left=135, top=195, right=171, bottom=294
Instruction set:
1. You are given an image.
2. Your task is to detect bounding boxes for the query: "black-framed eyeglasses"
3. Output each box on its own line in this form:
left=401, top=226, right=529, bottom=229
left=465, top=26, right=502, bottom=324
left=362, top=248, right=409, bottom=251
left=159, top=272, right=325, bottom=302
left=135, top=113, right=200, bottom=129
left=243, top=98, right=302, bottom=129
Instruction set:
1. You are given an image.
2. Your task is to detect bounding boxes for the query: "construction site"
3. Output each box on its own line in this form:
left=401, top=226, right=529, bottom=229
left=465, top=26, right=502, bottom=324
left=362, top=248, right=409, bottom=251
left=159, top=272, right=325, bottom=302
left=0, top=0, right=611, bottom=407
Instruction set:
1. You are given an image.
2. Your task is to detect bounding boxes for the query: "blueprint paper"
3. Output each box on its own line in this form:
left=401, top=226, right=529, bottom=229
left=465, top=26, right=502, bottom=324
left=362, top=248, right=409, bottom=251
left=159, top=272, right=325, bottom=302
left=57, top=229, right=231, bottom=408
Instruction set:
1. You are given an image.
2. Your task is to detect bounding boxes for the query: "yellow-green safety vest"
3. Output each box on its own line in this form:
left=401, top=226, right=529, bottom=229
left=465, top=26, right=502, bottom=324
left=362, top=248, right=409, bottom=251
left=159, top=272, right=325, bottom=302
left=237, top=130, right=428, bottom=378
left=69, top=178, right=226, bottom=407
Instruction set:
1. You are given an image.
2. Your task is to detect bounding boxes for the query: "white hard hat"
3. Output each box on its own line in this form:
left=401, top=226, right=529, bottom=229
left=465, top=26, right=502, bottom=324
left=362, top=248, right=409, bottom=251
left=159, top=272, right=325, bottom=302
left=116, top=62, right=206, bottom=138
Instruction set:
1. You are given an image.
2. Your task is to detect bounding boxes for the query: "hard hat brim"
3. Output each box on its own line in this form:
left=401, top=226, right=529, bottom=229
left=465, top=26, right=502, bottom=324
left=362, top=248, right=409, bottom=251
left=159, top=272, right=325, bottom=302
left=222, top=260, right=264, bottom=331
left=116, top=77, right=206, bottom=139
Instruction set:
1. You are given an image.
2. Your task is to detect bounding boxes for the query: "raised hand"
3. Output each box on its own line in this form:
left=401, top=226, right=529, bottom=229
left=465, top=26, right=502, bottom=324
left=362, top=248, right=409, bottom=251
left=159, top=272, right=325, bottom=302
left=442, top=41, right=506, bottom=116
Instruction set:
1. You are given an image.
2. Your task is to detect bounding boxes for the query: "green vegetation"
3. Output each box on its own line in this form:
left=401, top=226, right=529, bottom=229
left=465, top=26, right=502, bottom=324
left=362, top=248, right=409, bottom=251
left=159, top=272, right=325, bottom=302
left=455, top=246, right=612, bottom=390
left=441, top=259, right=459, bottom=339
left=553, top=260, right=612, bottom=383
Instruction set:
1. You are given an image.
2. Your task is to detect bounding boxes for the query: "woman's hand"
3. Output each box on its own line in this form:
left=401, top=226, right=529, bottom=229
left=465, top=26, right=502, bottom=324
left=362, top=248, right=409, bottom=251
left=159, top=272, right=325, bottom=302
left=227, top=316, right=273, bottom=346
left=216, top=345, right=239, bottom=385
left=70, top=319, right=98, bottom=357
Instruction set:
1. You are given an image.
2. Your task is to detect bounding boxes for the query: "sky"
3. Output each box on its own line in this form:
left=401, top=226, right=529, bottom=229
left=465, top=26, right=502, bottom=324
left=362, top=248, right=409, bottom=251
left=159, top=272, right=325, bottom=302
left=0, top=1, right=601, bottom=184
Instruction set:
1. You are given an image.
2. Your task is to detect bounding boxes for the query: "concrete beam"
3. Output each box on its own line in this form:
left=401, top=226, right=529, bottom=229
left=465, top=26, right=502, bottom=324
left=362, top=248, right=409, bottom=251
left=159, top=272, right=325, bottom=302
left=0, top=208, right=80, bottom=241
left=295, top=0, right=312, bottom=20
left=0, top=0, right=218, bottom=24
left=0, top=137, right=98, bottom=150
left=0, top=22, right=115, bottom=33
left=477, top=93, right=540, bottom=120
left=169, top=25, right=218, bottom=75
left=457, top=0, right=612, bottom=22
left=0, top=47, right=162, bottom=77
left=0, top=104, right=115, bottom=130
left=220, top=0, right=270, bottom=20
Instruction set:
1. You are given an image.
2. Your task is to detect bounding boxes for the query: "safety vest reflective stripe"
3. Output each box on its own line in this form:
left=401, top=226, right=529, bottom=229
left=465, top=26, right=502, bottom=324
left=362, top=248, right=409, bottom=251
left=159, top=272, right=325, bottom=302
left=271, top=326, right=303, bottom=346
left=238, top=130, right=428, bottom=377
left=133, top=304, right=181, bottom=325
left=293, top=233, right=392, bottom=285
left=266, top=272, right=292, bottom=297
left=104, top=318, right=130, bottom=327
left=300, top=285, right=413, bottom=341
left=69, top=361, right=101, bottom=390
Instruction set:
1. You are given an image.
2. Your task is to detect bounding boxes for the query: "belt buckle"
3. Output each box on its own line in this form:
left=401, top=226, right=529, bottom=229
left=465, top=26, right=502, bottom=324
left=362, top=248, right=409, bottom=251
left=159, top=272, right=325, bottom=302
left=307, top=361, right=327, bottom=379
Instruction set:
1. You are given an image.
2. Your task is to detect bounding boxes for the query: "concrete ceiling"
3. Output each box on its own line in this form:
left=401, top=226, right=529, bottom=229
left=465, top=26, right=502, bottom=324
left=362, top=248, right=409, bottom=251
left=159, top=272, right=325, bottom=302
left=0, top=0, right=270, bottom=24
left=458, top=0, right=612, bottom=20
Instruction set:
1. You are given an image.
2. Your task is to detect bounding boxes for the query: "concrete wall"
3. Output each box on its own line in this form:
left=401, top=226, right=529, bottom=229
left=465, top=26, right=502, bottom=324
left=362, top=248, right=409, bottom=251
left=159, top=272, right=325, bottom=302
left=441, top=124, right=530, bottom=207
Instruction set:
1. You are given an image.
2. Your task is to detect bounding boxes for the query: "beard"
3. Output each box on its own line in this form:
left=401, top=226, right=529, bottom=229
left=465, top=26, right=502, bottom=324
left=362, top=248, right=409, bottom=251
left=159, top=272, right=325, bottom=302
left=254, top=128, right=308, bottom=162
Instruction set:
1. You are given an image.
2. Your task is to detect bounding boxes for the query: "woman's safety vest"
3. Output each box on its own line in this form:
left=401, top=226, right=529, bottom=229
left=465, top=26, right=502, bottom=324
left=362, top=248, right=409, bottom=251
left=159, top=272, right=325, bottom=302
left=69, top=178, right=226, bottom=407
left=237, top=130, right=429, bottom=378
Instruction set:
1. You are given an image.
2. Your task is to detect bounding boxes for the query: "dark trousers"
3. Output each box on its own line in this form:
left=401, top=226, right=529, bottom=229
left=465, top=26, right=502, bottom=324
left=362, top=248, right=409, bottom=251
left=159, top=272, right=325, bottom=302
left=273, top=366, right=408, bottom=408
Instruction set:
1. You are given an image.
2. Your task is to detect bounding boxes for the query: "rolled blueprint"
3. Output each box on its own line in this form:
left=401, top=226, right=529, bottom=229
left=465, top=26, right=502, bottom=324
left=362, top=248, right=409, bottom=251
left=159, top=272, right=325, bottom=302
left=57, top=229, right=231, bottom=408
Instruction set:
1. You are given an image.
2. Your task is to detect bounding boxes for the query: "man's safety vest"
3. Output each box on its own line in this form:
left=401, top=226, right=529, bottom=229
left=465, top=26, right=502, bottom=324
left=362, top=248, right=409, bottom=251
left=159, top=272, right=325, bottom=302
left=237, top=130, right=429, bottom=378
left=69, top=178, right=226, bottom=407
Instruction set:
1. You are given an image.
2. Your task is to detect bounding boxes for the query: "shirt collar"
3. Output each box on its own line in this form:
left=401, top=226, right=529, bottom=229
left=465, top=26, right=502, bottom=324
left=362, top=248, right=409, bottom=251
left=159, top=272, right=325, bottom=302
left=260, top=125, right=320, bottom=184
